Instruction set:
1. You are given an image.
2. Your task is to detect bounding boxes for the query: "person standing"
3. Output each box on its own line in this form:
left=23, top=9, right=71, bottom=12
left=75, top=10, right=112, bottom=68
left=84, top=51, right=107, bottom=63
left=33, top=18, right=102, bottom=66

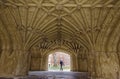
left=60, top=60, right=64, bottom=71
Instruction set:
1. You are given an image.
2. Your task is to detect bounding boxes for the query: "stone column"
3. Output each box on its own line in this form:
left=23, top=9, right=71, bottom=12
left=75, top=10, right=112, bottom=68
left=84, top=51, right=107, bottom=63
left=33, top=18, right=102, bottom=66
left=77, top=54, right=88, bottom=72
left=89, top=51, right=119, bottom=79
left=87, top=50, right=96, bottom=78
left=70, top=55, right=73, bottom=71
left=0, top=49, right=17, bottom=77
left=71, top=55, right=78, bottom=71
left=44, top=56, right=48, bottom=71
left=39, top=56, right=44, bottom=70
left=0, top=49, right=30, bottom=77
left=15, top=49, right=30, bottom=76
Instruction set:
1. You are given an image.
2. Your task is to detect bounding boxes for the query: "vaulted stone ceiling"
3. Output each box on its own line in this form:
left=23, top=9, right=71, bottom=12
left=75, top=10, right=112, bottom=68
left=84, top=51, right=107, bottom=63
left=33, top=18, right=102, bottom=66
left=0, top=0, right=120, bottom=78
left=1, top=0, right=120, bottom=53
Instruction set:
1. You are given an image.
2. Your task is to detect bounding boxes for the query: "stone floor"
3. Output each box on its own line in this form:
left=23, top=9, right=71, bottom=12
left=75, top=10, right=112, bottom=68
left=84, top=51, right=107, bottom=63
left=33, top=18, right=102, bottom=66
left=0, top=71, right=89, bottom=79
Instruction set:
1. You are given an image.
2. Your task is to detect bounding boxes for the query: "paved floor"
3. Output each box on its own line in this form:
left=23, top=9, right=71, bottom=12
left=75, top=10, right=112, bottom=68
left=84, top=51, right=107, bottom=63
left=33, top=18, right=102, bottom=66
left=0, top=71, right=89, bottom=79
left=48, top=69, right=70, bottom=71
left=28, top=71, right=89, bottom=79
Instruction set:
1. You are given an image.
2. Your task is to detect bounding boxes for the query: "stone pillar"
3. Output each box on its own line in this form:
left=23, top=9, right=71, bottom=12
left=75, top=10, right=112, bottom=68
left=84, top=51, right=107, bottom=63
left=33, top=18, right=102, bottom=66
left=0, top=49, right=30, bottom=77
left=30, top=56, right=43, bottom=71
left=0, top=49, right=17, bottom=77
left=70, top=55, right=73, bottom=71
left=71, top=55, right=78, bottom=71
left=89, top=51, right=119, bottom=79
left=27, top=52, right=32, bottom=72
left=39, top=57, right=44, bottom=71
left=87, top=50, right=96, bottom=78
left=77, top=54, right=88, bottom=72
left=15, top=50, right=30, bottom=76
left=43, top=56, right=48, bottom=71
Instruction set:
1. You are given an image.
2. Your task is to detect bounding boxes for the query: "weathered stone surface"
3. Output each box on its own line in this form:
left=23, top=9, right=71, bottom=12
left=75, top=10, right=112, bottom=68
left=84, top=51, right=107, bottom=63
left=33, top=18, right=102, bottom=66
left=0, top=0, right=120, bottom=79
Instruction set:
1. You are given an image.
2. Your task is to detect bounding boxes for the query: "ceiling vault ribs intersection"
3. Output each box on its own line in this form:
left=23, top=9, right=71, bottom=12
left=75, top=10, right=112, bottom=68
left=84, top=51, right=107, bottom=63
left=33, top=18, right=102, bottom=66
left=0, top=0, right=120, bottom=54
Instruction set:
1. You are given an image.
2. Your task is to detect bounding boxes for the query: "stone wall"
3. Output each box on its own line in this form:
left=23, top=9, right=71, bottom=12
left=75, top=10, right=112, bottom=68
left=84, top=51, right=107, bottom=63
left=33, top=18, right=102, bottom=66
left=0, top=0, right=120, bottom=79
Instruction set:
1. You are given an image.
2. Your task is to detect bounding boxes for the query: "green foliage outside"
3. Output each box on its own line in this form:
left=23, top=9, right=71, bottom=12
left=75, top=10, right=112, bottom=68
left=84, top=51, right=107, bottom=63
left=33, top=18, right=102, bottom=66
left=48, top=65, right=70, bottom=71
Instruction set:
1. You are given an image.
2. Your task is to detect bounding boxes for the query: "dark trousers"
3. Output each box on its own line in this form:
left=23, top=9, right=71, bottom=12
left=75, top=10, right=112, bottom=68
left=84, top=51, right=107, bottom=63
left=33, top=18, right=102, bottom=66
left=60, top=64, right=63, bottom=70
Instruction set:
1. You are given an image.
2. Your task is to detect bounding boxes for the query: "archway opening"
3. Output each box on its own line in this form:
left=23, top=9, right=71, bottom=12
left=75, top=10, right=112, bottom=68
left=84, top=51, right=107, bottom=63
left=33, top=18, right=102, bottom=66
left=48, top=52, right=71, bottom=71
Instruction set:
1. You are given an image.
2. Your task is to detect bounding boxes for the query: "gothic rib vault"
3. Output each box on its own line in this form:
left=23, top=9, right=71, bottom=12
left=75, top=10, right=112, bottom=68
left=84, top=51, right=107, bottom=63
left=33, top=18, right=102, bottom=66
left=0, top=0, right=120, bottom=79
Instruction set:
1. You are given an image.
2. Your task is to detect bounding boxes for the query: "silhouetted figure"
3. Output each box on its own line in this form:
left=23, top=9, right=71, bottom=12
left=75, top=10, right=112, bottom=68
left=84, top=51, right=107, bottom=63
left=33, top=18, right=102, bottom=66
left=60, top=60, right=64, bottom=71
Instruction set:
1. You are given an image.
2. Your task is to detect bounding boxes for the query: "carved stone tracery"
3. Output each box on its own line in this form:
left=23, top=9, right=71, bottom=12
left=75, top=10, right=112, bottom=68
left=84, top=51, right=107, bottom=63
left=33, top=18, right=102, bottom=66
left=0, top=0, right=120, bottom=79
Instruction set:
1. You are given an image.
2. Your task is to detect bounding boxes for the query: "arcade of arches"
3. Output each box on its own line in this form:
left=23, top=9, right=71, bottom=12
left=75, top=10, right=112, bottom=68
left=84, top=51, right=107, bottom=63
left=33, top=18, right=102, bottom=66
left=0, top=0, right=120, bottom=79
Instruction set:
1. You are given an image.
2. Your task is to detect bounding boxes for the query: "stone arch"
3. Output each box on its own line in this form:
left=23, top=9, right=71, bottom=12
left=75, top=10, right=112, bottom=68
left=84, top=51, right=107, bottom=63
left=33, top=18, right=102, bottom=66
left=44, top=48, right=73, bottom=71
left=29, top=45, right=81, bottom=71
left=47, top=49, right=71, bottom=71
left=44, top=47, right=74, bottom=57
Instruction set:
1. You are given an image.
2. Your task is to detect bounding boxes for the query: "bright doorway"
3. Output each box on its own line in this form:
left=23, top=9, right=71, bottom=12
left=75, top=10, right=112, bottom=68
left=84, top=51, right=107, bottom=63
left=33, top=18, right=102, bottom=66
left=48, top=52, right=71, bottom=71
